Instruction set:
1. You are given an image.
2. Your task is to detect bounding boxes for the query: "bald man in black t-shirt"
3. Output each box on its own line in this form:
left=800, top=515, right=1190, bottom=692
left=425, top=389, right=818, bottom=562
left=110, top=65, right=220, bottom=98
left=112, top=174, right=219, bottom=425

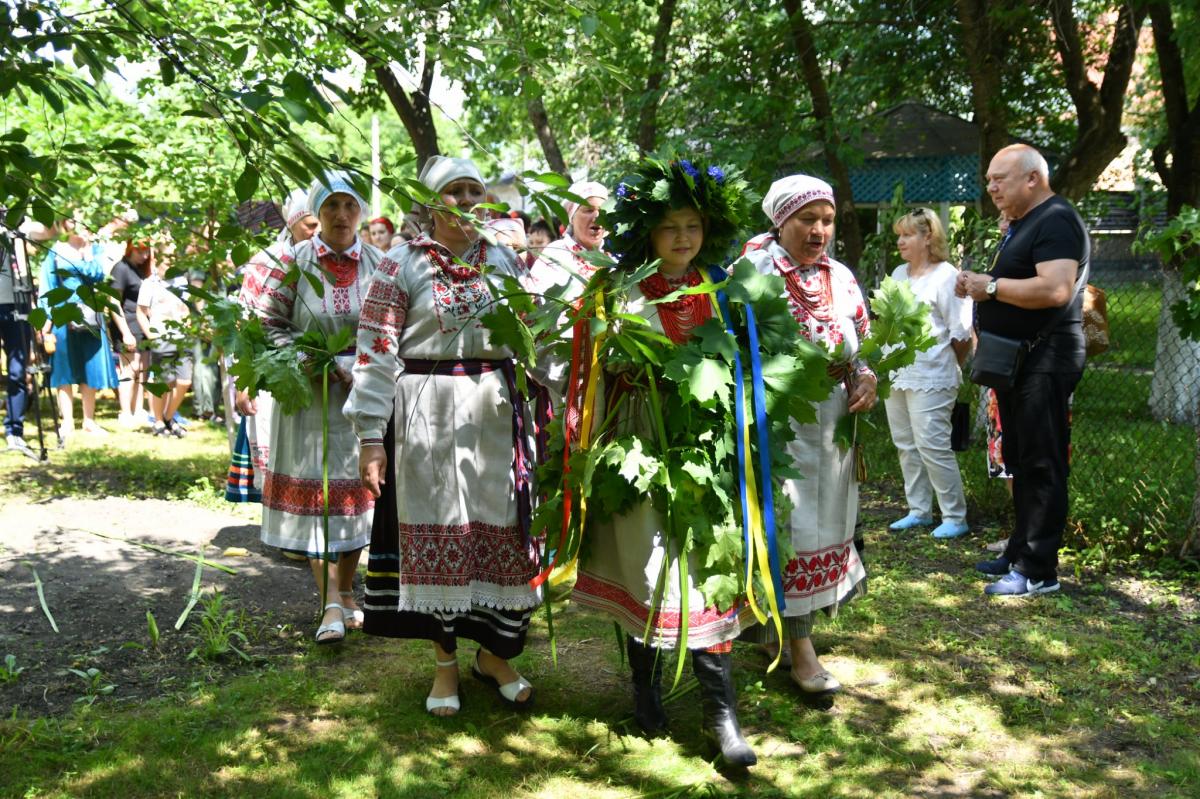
left=956, top=144, right=1088, bottom=597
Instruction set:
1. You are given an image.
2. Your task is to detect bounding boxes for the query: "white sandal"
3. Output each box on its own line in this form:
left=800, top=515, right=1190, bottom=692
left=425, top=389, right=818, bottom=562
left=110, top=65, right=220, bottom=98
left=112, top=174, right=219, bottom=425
left=314, top=602, right=345, bottom=645
left=338, top=591, right=364, bottom=629
left=471, top=649, right=534, bottom=710
left=793, top=669, right=842, bottom=695
left=426, top=656, right=461, bottom=716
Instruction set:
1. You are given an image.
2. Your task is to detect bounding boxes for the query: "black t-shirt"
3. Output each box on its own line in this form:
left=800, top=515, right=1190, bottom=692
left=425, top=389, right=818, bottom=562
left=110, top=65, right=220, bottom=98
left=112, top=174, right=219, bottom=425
left=109, top=258, right=146, bottom=340
left=976, top=195, right=1088, bottom=373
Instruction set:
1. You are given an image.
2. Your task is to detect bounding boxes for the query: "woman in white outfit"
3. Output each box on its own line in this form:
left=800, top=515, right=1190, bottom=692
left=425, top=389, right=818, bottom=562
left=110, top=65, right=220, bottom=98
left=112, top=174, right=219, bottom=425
left=884, top=208, right=973, bottom=539
left=739, top=175, right=874, bottom=697
left=348, top=156, right=540, bottom=718
left=253, top=173, right=381, bottom=644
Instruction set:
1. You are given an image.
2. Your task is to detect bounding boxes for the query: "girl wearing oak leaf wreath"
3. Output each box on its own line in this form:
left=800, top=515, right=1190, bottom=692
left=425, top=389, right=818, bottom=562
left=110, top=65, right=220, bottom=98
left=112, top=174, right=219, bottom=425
left=567, top=157, right=760, bottom=768
left=252, top=173, right=381, bottom=645
left=739, top=175, right=874, bottom=698
left=347, top=156, right=540, bottom=718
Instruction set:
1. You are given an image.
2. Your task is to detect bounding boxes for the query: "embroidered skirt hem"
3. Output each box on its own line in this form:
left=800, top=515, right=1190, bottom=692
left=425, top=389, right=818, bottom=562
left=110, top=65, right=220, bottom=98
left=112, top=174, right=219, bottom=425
left=573, top=569, right=753, bottom=650
left=260, top=381, right=373, bottom=552
left=740, top=574, right=866, bottom=642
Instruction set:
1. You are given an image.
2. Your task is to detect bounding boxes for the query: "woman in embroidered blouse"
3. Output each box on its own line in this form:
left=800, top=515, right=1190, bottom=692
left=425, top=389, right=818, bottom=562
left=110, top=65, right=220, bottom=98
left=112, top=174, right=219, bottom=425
left=347, top=156, right=539, bottom=718
left=885, top=209, right=973, bottom=539
left=228, top=189, right=318, bottom=501
left=522, top=181, right=611, bottom=455
left=525, top=180, right=609, bottom=299
left=740, top=175, right=875, bottom=697
left=253, top=173, right=380, bottom=645
left=568, top=157, right=758, bottom=767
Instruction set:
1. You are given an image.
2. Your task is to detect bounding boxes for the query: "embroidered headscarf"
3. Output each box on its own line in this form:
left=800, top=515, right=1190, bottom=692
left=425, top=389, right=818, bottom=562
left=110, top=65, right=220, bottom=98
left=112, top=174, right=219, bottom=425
left=418, top=155, right=485, bottom=193
left=283, top=189, right=311, bottom=227
left=275, top=188, right=314, bottom=246
left=306, top=171, right=369, bottom=218
left=762, top=174, right=836, bottom=228
left=564, top=180, right=609, bottom=222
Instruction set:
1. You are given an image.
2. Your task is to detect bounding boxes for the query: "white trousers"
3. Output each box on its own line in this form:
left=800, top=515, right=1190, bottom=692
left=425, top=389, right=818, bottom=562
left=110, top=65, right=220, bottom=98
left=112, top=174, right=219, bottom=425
left=884, top=387, right=967, bottom=524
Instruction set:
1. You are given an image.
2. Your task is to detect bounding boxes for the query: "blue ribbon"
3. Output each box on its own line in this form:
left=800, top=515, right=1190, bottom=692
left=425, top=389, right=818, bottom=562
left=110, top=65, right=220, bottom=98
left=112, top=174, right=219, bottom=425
left=708, top=266, right=787, bottom=610
left=743, top=303, right=786, bottom=608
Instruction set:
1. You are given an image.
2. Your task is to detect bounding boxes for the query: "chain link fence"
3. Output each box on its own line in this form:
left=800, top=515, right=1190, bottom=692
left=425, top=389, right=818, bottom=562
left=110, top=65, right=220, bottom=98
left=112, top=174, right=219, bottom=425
left=1063, top=234, right=1197, bottom=565
left=860, top=218, right=1199, bottom=568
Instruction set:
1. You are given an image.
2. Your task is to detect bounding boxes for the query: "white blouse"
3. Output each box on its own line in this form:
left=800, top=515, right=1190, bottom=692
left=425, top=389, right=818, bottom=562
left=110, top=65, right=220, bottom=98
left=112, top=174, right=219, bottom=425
left=889, top=260, right=973, bottom=391
left=345, top=236, right=524, bottom=441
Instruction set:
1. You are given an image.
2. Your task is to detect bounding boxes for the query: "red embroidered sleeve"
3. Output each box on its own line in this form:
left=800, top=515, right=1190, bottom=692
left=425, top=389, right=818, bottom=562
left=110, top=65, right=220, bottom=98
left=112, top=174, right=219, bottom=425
left=847, top=278, right=874, bottom=377
left=254, top=258, right=299, bottom=341
left=348, top=258, right=408, bottom=441
left=359, top=275, right=408, bottom=338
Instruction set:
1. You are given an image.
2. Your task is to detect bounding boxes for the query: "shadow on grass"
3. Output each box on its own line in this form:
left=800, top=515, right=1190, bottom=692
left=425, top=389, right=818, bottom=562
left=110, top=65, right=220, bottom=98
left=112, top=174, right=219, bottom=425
left=1, top=513, right=1197, bottom=797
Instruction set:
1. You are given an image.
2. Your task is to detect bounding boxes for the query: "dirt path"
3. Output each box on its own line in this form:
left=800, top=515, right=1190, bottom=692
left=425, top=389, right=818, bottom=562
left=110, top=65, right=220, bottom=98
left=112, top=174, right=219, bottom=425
left=4, top=487, right=1195, bottom=720
left=0, top=497, right=319, bottom=715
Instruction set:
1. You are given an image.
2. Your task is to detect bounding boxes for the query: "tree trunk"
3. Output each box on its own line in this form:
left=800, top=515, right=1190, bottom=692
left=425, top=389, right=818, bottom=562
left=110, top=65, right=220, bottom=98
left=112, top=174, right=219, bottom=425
left=1046, top=1, right=1146, bottom=200
left=634, top=0, right=678, bottom=154
left=374, top=56, right=440, bottom=168
left=1144, top=4, right=1200, bottom=542
left=526, top=95, right=568, bottom=176
left=1148, top=2, right=1200, bottom=216
left=782, top=0, right=863, bottom=267
left=954, top=0, right=1011, bottom=216
left=1149, top=270, right=1200, bottom=425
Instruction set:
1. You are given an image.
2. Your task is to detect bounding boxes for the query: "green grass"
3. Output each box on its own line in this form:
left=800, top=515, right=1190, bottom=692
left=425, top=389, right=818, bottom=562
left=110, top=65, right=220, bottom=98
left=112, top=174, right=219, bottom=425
left=1091, top=277, right=1161, bottom=370
left=1065, top=279, right=1195, bottom=566
left=1, top=397, right=241, bottom=512
left=2, top=395, right=1198, bottom=798
left=2, top=528, right=1197, bottom=798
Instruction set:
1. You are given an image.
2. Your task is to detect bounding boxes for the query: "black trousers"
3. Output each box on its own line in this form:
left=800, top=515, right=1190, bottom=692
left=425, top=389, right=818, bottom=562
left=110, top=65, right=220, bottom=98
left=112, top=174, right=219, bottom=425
left=996, top=368, right=1081, bottom=581
left=0, top=304, right=30, bottom=438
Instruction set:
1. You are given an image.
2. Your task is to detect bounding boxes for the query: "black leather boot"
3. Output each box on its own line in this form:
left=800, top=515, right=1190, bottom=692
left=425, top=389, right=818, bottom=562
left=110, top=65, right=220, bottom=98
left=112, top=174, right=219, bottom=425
left=626, top=635, right=668, bottom=735
left=691, top=650, right=757, bottom=767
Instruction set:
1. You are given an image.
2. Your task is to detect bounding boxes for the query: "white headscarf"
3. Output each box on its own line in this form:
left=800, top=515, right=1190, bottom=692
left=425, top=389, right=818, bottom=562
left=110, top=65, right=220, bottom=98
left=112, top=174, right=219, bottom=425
left=306, top=171, right=369, bottom=218
left=762, top=174, right=836, bottom=228
left=565, top=180, right=608, bottom=222
left=486, top=218, right=524, bottom=237
left=282, top=189, right=311, bottom=228
left=275, top=188, right=312, bottom=245
left=418, top=155, right=486, bottom=193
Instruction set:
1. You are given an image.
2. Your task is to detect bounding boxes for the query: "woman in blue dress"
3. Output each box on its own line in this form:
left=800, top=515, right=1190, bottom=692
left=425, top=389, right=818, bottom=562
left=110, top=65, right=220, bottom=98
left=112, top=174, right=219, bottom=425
left=39, top=220, right=119, bottom=441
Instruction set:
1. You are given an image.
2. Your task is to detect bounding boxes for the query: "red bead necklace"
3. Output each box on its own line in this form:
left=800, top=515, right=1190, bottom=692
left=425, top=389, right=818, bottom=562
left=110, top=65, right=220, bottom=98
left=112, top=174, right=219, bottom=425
left=783, top=264, right=834, bottom=323
left=427, top=240, right=489, bottom=279
left=639, top=268, right=712, bottom=344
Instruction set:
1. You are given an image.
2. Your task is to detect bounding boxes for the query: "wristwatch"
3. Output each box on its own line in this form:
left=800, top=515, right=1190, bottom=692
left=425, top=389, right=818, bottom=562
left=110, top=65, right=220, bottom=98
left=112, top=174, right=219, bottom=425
left=985, top=279, right=998, bottom=298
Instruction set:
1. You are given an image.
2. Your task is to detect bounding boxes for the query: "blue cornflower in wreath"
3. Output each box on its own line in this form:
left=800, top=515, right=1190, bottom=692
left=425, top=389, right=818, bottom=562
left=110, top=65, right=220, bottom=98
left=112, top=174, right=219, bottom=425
left=603, top=154, right=758, bottom=269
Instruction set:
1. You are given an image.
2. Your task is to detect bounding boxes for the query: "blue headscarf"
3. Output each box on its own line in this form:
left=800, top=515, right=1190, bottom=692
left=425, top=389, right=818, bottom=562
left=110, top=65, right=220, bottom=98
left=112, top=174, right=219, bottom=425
left=306, top=171, right=369, bottom=218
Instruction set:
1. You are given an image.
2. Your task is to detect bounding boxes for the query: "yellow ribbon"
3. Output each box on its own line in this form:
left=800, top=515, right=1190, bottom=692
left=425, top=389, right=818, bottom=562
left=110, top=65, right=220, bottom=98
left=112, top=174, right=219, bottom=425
left=699, top=270, right=785, bottom=670
left=548, top=286, right=606, bottom=589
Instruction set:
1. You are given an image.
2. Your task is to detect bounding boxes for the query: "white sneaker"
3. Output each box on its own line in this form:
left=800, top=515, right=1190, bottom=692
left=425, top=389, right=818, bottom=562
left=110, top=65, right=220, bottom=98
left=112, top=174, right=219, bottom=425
left=6, top=434, right=31, bottom=453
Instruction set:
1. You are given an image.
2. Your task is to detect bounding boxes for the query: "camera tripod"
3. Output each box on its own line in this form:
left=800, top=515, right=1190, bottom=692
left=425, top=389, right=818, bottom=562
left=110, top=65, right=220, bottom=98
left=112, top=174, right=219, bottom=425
left=22, top=332, right=64, bottom=461
left=2, top=224, right=62, bottom=461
